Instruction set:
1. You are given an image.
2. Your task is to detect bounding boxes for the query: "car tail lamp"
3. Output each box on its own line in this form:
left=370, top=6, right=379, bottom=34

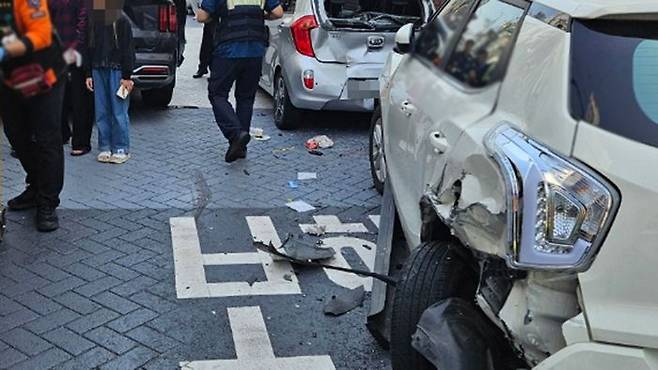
left=303, top=70, right=314, bottom=89
left=159, top=5, right=177, bottom=32
left=485, top=124, right=620, bottom=272
left=291, top=15, right=318, bottom=57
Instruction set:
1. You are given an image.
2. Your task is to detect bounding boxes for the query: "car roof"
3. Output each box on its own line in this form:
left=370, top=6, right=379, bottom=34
left=534, top=0, right=658, bottom=19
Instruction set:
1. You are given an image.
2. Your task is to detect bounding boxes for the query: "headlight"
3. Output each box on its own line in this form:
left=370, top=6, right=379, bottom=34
left=485, top=124, right=620, bottom=272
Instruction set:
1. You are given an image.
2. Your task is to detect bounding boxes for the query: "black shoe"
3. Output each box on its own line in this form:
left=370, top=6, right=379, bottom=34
left=193, top=68, right=208, bottom=79
left=10, top=149, right=18, bottom=159
left=36, top=207, right=59, bottom=232
left=225, top=132, right=251, bottom=163
left=8, top=188, right=37, bottom=211
left=237, top=147, right=247, bottom=159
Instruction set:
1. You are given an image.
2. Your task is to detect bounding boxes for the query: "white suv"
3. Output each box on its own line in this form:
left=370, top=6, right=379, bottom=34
left=367, top=1, right=658, bottom=369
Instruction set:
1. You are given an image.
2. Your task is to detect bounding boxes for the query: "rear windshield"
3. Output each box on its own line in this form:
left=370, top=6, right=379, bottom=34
left=570, top=19, right=658, bottom=148
left=323, top=0, right=422, bottom=31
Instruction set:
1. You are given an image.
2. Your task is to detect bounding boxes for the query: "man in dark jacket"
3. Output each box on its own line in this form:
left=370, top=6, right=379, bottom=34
left=197, top=0, right=283, bottom=163
left=49, top=0, right=95, bottom=155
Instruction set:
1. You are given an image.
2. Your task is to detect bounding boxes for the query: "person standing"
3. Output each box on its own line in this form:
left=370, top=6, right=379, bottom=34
left=192, top=19, right=215, bottom=79
left=49, top=0, right=95, bottom=156
left=85, top=0, right=135, bottom=164
left=0, top=0, right=67, bottom=231
left=196, top=0, right=283, bottom=163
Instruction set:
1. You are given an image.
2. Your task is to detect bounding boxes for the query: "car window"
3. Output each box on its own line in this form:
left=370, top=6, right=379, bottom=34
left=414, top=0, right=476, bottom=67
left=445, top=0, right=525, bottom=88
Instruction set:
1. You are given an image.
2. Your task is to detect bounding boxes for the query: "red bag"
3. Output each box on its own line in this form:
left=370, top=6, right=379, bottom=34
left=5, top=63, right=54, bottom=98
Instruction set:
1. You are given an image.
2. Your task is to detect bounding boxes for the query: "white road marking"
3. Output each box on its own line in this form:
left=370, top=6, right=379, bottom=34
left=180, top=306, right=336, bottom=370
left=369, top=215, right=381, bottom=229
left=171, top=217, right=300, bottom=299
left=246, top=216, right=286, bottom=262
left=321, top=237, right=377, bottom=291
left=299, top=215, right=369, bottom=234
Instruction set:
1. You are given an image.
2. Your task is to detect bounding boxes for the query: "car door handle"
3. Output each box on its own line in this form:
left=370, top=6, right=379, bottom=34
left=430, top=131, right=449, bottom=154
left=400, top=100, right=416, bottom=117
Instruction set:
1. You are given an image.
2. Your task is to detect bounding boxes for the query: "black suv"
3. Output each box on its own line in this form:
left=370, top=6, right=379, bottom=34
left=124, top=0, right=183, bottom=108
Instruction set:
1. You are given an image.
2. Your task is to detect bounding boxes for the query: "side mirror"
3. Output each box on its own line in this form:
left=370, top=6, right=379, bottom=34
left=394, top=23, right=414, bottom=54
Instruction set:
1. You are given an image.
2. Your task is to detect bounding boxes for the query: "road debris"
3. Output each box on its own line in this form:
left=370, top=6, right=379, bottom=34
left=297, top=172, right=317, bottom=180
left=288, top=180, right=299, bottom=189
left=308, top=150, right=323, bottom=156
left=283, top=239, right=335, bottom=261
left=286, top=200, right=316, bottom=212
left=283, top=273, right=293, bottom=282
left=304, top=224, right=326, bottom=236
left=250, top=127, right=271, bottom=141
left=324, top=286, right=365, bottom=316
left=243, top=169, right=250, bottom=176
left=305, top=135, right=334, bottom=150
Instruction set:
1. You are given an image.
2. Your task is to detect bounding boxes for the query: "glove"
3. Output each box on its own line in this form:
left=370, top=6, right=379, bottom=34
left=0, top=47, right=6, bottom=63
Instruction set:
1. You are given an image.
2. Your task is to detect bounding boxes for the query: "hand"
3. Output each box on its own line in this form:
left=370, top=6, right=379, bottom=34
left=4, top=39, right=27, bottom=58
left=85, top=78, right=94, bottom=92
left=120, top=79, right=134, bottom=93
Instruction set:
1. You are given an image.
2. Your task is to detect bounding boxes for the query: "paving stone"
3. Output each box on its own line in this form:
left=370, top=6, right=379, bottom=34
left=99, top=346, right=157, bottom=370
left=0, top=348, right=28, bottom=368
left=74, top=276, right=123, bottom=298
left=95, top=263, right=141, bottom=281
left=91, top=291, right=141, bottom=315
left=129, top=292, right=177, bottom=314
left=37, top=276, right=86, bottom=298
left=85, top=327, right=137, bottom=355
left=14, top=291, right=63, bottom=315
left=0, top=308, right=40, bottom=333
left=0, top=294, right=23, bottom=315
left=126, top=326, right=179, bottom=353
left=53, top=292, right=101, bottom=315
left=24, top=263, right=72, bottom=282
left=1, top=328, right=52, bottom=356
left=106, top=308, right=158, bottom=333
left=66, top=308, right=121, bottom=334
left=23, top=308, right=81, bottom=335
left=57, top=347, right=116, bottom=370
left=62, top=262, right=108, bottom=282
left=111, top=276, right=158, bottom=297
left=11, top=347, right=71, bottom=370
left=82, top=250, right=126, bottom=267
left=42, top=327, right=96, bottom=356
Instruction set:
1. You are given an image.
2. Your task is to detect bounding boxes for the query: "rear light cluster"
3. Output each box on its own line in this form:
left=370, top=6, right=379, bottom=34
left=291, top=15, right=318, bottom=57
left=159, top=5, right=177, bottom=33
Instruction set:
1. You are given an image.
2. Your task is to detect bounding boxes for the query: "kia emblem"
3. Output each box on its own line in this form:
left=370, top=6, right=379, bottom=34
left=368, top=36, right=385, bottom=49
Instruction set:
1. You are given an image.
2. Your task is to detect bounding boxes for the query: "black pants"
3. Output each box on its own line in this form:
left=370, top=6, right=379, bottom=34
left=0, top=82, right=65, bottom=208
left=208, top=57, right=262, bottom=142
left=62, top=66, right=94, bottom=151
left=199, top=21, right=217, bottom=71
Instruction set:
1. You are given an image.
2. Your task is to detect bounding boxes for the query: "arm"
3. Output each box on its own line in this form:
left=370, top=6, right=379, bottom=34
left=74, top=0, right=89, bottom=52
left=196, top=8, right=212, bottom=23
left=120, top=19, right=135, bottom=82
left=7, top=0, right=54, bottom=58
left=266, top=5, right=284, bottom=20
left=197, top=0, right=216, bottom=23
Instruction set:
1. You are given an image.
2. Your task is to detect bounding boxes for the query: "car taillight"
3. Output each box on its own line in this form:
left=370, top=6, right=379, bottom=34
left=159, top=5, right=177, bottom=32
left=303, top=70, right=314, bottom=89
left=291, top=15, right=318, bottom=57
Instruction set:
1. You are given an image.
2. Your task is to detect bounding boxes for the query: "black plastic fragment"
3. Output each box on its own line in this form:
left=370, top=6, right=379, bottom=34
left=324, top=286, right=365, bottom=316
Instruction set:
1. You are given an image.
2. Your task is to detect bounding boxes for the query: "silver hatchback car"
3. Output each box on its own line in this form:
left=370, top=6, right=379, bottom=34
left=259, top=0, right=435, bottom=129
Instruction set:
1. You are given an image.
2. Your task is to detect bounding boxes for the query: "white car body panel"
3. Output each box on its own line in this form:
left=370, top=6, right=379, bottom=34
left=535, top=0, right=658, bottom=19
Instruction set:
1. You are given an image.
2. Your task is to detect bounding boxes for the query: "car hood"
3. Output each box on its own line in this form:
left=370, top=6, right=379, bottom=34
left=536, top=0, right=658, bottom=19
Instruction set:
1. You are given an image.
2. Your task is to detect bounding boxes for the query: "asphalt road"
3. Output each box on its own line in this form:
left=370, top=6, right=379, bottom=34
left=0, top=18, right=390, bottom=370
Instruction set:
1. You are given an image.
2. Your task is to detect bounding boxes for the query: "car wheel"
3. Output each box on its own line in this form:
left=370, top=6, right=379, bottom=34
left=369, top=106, right=386, bottom=194
left=273, top=73, right=302, bottom=130
left=142, top=81, right=175, bottom=108
left=390, top=241, right=477, bottom=370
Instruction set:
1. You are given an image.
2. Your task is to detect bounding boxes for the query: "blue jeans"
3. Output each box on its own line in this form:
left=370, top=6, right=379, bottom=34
left=92, top=68, right=130, bottom=153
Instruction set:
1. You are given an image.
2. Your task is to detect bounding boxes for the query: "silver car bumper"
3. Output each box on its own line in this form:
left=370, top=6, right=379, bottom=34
left=283, top=54, right=382, bottom=112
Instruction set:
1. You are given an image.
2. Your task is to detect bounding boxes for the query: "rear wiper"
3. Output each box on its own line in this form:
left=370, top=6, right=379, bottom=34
left=329, top=18, right=376, bottom=30
left=368, top=12, right=416, bottom=25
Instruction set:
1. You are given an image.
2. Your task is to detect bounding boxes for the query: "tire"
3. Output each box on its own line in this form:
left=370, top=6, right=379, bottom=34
left=369, top=106, right=386, bottom=195
left=142, top=81, right=175, bottom=108
left=273, top=72, right=302, bottom=130
left=390, top=241, right=477, bottom=370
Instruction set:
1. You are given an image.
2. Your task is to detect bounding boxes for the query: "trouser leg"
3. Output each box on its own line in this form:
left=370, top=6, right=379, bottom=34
left=61, top=72, right=72, bottom=143
left=199, top=21, right=216, bottom=71
left=208, top=57, right=242, bottom=141
left=1, top=89, right=38, bottom=189
left=70, top=66, right=95, bottom=151
left=108, top=70, right=130, bottom=152
left=93, top=69, right=113, bottom=152
left=234, top=57, right=262, bottom=133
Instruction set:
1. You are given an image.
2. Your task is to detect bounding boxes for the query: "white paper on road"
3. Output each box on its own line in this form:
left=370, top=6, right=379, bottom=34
left=297, top=172, right=317, bottom=180
left=286, top=200, right=316, bottom=213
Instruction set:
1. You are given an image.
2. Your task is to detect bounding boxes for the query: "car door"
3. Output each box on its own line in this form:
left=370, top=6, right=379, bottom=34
left=261, top=0, right=298, bottom=92
left=386, top=0, right=527, bottom=246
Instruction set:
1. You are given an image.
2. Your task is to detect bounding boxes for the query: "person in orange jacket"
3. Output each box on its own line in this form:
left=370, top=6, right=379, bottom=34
left=0, top=0, right=67, bottom=232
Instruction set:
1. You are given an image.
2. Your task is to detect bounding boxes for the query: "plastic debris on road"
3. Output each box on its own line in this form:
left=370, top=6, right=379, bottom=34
left=283, top=239, right=336, bottom=261
left=286, top=200, right=316, bottom=212
left=324, top=286, right=365, bottom=316
left=305, top=135, right=334, bottom=150
left=250, top=127, right=271, bottom=141
left=304, top=224, right=326, bottom=236
left=308, top=150, right=323, bottom=156
left=298, top=172, right=317, bottom=180
left=288, top=180, right=299, bottom=189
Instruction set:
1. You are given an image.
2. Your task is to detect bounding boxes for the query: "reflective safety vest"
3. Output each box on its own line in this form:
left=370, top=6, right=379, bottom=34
left=0, top=0, right=65, bottom=95
left=214, top=0, right=268, bottom=46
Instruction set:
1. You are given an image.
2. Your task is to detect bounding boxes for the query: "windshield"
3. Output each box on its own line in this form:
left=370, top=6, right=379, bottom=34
left=570, top=19, right=658, bottom=148
left=323, top=0, right=422, bottom=31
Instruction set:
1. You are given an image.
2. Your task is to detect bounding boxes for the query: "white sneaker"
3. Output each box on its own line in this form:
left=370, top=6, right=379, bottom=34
left=97, top=151, right=112, bottom=163
left=110, top=151, right=131, bottom=164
